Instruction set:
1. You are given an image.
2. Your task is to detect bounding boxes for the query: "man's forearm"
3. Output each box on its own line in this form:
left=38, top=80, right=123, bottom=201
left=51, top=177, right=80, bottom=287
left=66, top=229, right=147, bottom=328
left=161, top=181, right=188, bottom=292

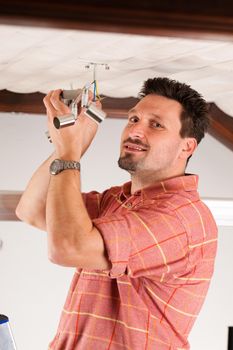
left=16, top=152, right=56, bottom=231
left=46, top=170, right=92, bottom=254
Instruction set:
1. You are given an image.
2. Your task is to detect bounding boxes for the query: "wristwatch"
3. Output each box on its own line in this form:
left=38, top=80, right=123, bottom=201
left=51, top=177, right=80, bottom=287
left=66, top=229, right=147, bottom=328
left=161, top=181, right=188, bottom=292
left=50, top=159, right=81, bottom=175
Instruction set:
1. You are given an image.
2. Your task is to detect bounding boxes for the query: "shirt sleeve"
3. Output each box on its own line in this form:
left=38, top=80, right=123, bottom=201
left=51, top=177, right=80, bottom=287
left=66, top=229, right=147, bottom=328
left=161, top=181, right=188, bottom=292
left=93, top=205, right=190, bottom=279
left=82, top=191, right=102, bottom=220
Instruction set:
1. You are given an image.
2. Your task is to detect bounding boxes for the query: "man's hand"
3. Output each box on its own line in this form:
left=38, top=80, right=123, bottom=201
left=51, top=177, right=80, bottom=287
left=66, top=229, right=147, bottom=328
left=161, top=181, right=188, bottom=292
left=43, top=89, right=101, bottom=160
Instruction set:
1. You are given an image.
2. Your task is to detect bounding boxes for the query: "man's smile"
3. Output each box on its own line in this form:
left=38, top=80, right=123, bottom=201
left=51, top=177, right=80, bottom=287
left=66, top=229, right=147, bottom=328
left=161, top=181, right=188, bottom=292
left=123, top=139, right=149, bottom=153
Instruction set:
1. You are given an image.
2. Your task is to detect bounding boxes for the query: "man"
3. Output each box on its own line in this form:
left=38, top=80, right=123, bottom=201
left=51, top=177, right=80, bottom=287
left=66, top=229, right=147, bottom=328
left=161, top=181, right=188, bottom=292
left=16, top=77, right=218, bottom=349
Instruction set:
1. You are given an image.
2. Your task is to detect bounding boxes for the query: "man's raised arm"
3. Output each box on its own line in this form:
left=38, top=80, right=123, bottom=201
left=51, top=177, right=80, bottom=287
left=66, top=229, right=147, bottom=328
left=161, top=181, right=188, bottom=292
left=15, top=152, right=56, bottom=231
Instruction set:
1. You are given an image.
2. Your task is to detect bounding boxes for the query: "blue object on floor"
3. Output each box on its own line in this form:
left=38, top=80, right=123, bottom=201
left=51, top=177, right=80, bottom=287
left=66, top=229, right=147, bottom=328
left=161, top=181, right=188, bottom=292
left=0, top=315, right=17, bottom=350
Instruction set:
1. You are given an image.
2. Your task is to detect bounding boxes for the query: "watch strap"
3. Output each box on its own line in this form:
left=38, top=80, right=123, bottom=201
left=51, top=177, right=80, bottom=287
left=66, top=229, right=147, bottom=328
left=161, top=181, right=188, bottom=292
left=50, top=159, right=81, bottom=175
left=63, top=160, right=81, bottom=171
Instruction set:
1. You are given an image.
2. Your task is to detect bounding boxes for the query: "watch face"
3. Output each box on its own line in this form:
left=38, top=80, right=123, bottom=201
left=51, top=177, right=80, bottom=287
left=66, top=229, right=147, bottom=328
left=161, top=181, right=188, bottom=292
left=50, top=159, right=63, bottom=175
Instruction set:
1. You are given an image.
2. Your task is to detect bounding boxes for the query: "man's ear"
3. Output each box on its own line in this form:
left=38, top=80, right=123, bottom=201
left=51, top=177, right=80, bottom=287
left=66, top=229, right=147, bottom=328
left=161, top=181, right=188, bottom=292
left=180, top=138, right=197, bottom=160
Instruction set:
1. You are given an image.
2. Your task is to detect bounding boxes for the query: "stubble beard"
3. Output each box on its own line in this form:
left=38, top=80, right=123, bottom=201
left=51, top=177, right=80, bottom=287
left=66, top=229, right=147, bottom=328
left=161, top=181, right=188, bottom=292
left=118, top=154, right=139, bottom=173
left=118, top=137, right=149, bottom=174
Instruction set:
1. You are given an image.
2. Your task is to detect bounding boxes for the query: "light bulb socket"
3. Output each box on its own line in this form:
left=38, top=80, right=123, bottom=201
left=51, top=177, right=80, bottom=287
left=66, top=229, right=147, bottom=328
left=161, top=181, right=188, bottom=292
left=53, top=114, right=76, bottom=129
left=84, top=103, right=106, bottom=124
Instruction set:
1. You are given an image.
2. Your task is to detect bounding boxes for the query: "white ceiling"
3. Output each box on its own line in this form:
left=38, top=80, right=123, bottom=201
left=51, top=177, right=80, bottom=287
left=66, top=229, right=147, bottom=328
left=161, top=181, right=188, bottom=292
left=1, top=24, right=233, bottom=116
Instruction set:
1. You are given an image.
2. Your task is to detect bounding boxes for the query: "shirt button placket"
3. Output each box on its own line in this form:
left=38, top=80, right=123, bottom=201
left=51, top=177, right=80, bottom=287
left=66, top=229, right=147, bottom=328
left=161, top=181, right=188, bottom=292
left=126, top=202, right=132, bottom=209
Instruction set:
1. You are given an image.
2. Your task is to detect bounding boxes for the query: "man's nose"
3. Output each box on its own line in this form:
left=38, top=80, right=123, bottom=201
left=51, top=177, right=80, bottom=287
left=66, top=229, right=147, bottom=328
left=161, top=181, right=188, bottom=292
left=128, top=122, right=145, bottom=139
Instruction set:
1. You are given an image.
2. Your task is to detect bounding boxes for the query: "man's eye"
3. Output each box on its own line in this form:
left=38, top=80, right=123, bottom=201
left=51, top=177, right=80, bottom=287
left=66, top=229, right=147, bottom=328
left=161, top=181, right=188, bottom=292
left=129, top=116, right=139, bottom=123
left=152, top=122, right=163, bottom=128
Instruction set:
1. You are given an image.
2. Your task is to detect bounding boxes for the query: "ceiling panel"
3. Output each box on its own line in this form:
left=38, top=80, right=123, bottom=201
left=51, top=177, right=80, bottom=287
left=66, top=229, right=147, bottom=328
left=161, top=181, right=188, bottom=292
left=0, top=24, right=233, bottom=116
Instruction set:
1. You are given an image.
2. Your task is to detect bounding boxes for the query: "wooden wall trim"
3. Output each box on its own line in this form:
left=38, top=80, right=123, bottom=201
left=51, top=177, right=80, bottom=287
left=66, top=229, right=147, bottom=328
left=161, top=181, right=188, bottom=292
left=0, top=192, right=21, bottom=221
left=1, top=193, right=233, bottom=225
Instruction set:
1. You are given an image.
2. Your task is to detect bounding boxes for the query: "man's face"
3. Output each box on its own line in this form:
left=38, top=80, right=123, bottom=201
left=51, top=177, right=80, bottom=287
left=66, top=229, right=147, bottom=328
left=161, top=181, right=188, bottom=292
left=118, top=94, right=190, bottom=180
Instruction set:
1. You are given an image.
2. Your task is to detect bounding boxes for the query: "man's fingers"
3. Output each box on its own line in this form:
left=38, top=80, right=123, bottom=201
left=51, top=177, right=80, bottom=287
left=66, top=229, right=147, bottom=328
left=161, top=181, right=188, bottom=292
left=50, top=89, right=71, bottom=114
left=94, top=99, right=102, bottom=109
left=43, top=91, right=57, bottom=117
left=44, top=89, right=71, bottom=120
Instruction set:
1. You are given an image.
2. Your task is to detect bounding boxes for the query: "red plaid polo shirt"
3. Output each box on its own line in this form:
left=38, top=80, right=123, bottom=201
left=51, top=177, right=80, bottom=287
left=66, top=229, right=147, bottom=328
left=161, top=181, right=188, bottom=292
left=49, top=174, right=217, bottom=350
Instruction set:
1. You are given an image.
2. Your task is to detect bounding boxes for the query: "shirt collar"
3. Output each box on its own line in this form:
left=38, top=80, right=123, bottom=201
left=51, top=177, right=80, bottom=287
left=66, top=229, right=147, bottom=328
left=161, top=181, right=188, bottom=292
left=120, top=174, right=198, bottom=201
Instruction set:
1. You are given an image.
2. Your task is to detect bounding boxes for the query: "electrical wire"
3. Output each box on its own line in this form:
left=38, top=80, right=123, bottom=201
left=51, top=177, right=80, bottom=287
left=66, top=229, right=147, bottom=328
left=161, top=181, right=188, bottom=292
left=95, top=80, right=101, bottom=100
left=93, top=80, right=96, bottom=101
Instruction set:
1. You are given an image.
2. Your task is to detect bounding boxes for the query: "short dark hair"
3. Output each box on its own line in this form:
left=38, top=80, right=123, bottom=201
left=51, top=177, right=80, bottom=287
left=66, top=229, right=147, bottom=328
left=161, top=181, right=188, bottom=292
left=139, top=77, right=209, bottom=144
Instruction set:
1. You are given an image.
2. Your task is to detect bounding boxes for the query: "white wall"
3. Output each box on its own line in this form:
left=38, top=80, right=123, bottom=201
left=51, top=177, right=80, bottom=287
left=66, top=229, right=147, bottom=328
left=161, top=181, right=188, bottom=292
left=0, top=222, right=72, bottom=350
left=0, top=112, right=233, bottom=197
left=0, top=113, right=233, bottom=349
left=0, top=113, right=129, bottom=193
left=189, top=225, right=233, bottom=350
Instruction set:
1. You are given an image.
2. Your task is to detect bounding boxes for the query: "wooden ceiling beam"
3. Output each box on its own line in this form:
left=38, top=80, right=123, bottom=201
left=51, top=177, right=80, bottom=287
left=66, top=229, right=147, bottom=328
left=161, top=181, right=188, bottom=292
left=0, top=90, right=233, bottom=151
left=208, top=103, right=233, bottom=151
left=0, top=0, right=232, bottom=40
left=0, top=90, right=134, bottom=118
